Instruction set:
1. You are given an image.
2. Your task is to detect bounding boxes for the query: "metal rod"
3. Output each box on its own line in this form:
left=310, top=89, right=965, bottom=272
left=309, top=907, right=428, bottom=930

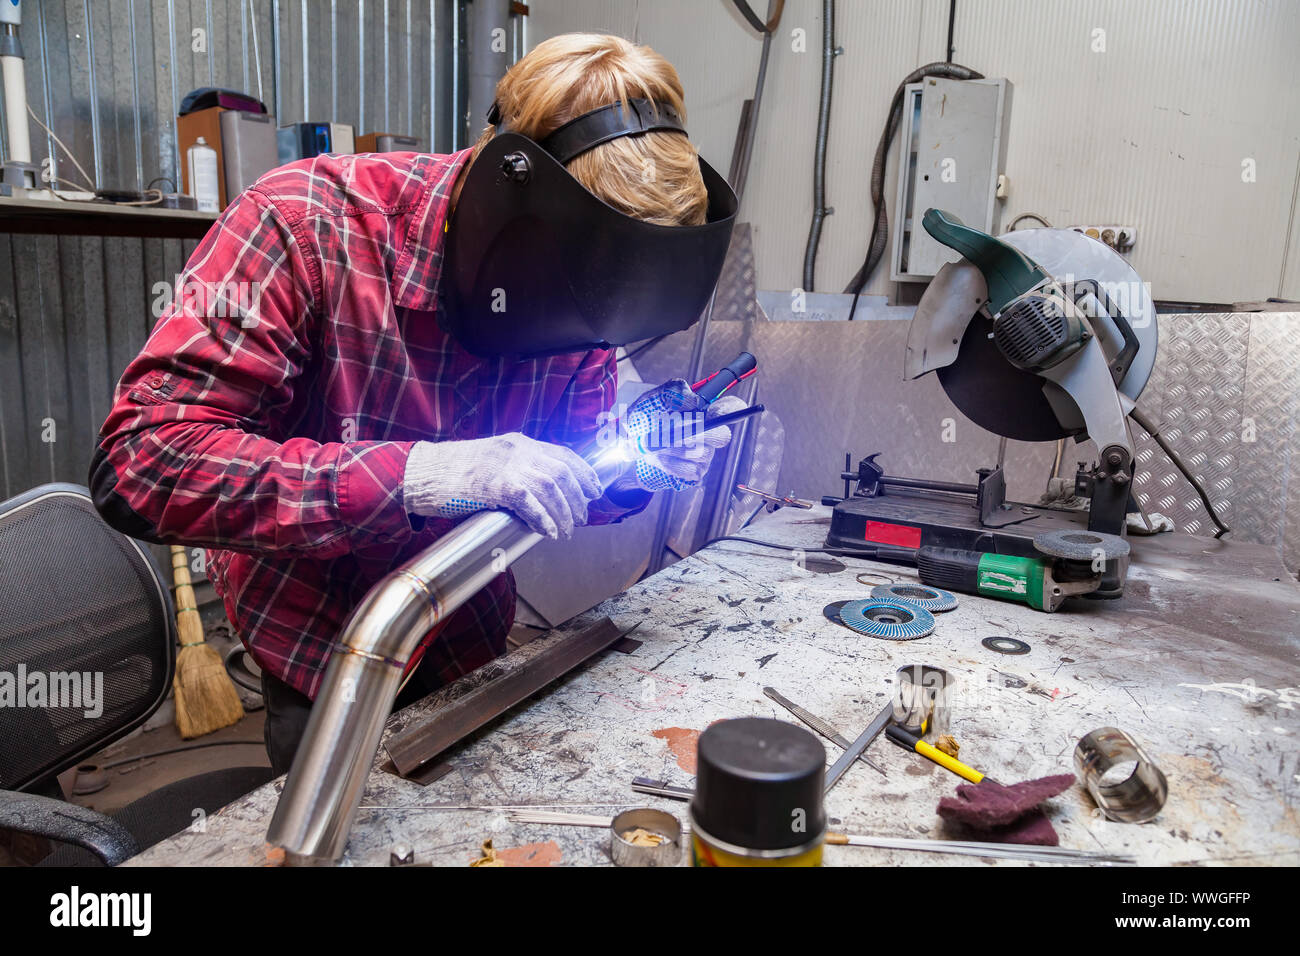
left=705, top=375, right=760, bottom=542
left=842, top=472, right=979, bottom=496
left=827, top=833, right=1134, bottom=865
left=701, top=403, right=763, bottom=431
left=764, top=687, right=886, bottom=777
left=824, top=701, right=893, bottom=793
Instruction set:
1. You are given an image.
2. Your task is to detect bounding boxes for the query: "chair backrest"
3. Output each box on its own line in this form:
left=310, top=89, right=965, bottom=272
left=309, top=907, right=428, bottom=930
left=0, top=483, right=174, bottom=792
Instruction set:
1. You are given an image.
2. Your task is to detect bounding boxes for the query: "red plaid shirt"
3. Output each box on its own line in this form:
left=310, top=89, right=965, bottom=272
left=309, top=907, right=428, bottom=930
left=90, top=149, right=643, bottom=699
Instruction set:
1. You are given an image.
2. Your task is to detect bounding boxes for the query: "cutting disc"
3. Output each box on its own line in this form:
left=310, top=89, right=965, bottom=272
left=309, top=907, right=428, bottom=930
left=1033, top=529, right=1130, bottom=562
left=870, top=583, right=958, bottom=613
left=822, top=601, right=850, bottom=625
left=836, top=599, right=935, bottom=641
left=936, top=229, right=1157, bottom=443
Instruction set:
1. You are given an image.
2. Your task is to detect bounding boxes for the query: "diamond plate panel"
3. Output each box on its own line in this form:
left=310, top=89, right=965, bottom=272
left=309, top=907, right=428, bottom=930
left=1137, top=315, right=1249, bottom=536
left=634, top=306, right=1300, bottom=574
left=1238, top=314, right=1300, bottom=553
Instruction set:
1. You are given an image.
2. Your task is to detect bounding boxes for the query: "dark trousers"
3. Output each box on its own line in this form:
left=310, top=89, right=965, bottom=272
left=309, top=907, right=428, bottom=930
left=259, top=672, right=315, bottom=777
left=260, top=662, right=448, bottom=777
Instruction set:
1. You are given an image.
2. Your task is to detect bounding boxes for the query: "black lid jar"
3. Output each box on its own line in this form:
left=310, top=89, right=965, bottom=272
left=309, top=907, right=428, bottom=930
left=690, top=717, right=827, bottom=862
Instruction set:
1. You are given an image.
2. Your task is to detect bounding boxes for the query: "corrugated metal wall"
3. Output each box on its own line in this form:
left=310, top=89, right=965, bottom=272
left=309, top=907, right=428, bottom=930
left=1, top=0, right=465, bottom=192
left=0, top=0, right=472, bottom=503
left=531, top=0, right=1300, bottom=303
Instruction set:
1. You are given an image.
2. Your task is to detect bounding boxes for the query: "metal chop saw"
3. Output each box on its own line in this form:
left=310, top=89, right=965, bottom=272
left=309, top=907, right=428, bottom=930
left=826, top=208, right=1176, bottom=609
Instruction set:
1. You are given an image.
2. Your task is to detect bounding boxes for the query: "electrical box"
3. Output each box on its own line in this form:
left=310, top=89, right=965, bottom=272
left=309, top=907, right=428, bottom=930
left=891, top=77, right=1012, bottom=282
left=277, top=122, right=356, bottom=164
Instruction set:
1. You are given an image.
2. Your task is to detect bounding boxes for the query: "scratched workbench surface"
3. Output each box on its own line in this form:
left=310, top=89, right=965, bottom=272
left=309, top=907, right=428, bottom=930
left=133, top=506, right=1300, bottom=867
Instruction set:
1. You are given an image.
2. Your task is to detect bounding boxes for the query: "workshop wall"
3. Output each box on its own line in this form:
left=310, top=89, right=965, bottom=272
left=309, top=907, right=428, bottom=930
left=0, top=0, right=462, bottom=504
left=530, top=0, right=1300, bottom=304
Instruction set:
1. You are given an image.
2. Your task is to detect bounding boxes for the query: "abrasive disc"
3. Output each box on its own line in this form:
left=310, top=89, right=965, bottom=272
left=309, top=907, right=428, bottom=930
left=870, top=583, right=959, bottom=613
left=835, top=599, right=935, bottom=641
left=1033, top=529, right=1130, bottom=562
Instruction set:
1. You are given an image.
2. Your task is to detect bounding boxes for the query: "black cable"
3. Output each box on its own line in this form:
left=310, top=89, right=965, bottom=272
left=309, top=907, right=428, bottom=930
left=706, top=535, right=850, bottom=555
left=730, top=0, right=785, bottom=34
left=802, top=0, right=836, bottom=292
left=102, top=739, right=266, bottom=770
left=946, top=0, right=957, bottom=62
left=617, top=335, right=668, bottom=365
left=1129, top=405, right=1230, bottom=537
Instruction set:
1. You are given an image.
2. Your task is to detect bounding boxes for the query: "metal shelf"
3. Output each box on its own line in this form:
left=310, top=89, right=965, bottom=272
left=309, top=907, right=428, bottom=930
left=0, top=194, right=218, bottom=239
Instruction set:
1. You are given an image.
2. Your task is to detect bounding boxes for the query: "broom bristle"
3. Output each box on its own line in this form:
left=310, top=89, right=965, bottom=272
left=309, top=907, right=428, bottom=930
left=169, top=545, right=245, bottom=739
left=174, top=642, right=245, bottom=739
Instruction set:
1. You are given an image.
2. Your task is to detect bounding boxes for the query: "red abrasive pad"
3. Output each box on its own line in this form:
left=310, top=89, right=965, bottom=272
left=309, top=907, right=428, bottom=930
left=937, top=773, right=1076, bottom=829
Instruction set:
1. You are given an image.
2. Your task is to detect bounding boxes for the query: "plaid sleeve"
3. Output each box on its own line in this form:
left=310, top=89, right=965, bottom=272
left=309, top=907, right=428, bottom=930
left=89, top=188, right=416, bottom=555
left=541, top=348, right=651, bottom=526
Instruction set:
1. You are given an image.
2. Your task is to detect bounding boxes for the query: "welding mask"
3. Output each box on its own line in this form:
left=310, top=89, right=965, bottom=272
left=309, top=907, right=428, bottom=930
left=438, top=98, right=739, bottom=358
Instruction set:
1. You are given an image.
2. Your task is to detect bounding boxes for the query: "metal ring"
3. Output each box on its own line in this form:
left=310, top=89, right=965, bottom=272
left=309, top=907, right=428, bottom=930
left=855, top=571, right=895, bottom=587
left=1074, top=727, right=1168, bottom=823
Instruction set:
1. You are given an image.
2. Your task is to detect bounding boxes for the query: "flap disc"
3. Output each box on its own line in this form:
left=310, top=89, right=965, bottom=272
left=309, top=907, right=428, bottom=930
left=870, top=583, right=959, bottom=613
left=835, top=599, right=935, bottom=641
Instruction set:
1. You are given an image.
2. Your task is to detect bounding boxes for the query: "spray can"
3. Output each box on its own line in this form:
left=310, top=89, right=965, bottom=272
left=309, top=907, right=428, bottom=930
left=689, top=717, right=826, bottom=866
left=186, top=136, right=220, bottom=212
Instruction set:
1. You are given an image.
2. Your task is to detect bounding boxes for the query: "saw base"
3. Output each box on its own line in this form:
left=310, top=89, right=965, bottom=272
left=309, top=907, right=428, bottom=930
left=826, top=489, right=1094, bottom=559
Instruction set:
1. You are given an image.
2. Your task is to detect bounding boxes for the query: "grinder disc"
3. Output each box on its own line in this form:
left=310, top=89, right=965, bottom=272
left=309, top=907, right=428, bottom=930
left=836, top=599, right=935, bottom=641
left=822, top=601, right=850, bottom=626
left=1033, top=529, right=1130, bottom=562
left=870, top=583, right=958, bottom=613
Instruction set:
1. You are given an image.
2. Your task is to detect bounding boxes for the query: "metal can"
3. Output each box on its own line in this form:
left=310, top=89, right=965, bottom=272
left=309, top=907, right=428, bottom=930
left=689, top=717, right=827, bottom=867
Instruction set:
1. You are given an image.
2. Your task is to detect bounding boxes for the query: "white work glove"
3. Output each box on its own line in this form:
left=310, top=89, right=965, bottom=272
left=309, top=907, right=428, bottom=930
left=643, top=393, right=747, bottom=487
left=614, top=384, right=749, bottom=493
left=402, top=433, right=603, bottom=539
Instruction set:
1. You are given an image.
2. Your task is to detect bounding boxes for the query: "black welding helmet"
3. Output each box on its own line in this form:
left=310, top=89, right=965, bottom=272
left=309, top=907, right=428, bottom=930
left=438, top=98, right=738, bottom=358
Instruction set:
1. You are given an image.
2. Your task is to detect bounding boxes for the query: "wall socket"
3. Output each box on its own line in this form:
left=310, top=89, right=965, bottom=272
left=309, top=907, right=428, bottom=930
left=1069, top=225, right=1137, bottom=252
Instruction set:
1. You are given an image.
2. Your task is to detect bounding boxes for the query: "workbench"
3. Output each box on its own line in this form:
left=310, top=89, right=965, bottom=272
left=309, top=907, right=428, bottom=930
left=132, top=506, right=1300, bottom=866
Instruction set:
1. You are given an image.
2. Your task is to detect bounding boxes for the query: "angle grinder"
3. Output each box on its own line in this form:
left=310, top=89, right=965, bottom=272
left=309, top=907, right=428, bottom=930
left=868, top=529, right=1130, bottom=613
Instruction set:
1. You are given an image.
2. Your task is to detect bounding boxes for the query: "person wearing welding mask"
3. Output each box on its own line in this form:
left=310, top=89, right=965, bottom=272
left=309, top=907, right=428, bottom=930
left=89, top=33, right=742, bottom=773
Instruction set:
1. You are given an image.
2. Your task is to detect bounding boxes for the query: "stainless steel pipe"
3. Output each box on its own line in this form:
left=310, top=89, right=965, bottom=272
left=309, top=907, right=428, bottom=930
left=268, top=454, right=629, bottom=865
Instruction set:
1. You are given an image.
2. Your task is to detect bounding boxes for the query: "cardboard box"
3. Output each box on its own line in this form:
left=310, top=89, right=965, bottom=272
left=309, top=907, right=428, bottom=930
left=356, top=132, right=421, bottom=153
left=177, top=106, right=229, bottom=209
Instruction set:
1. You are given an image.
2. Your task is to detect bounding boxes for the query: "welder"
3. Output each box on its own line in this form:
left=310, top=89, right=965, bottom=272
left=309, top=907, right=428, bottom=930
left=88, top=33, right=741, bottom=774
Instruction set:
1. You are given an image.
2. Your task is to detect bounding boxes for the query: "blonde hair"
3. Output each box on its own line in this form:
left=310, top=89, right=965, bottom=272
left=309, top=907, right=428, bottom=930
left=472, top=33, right=708, bottom=226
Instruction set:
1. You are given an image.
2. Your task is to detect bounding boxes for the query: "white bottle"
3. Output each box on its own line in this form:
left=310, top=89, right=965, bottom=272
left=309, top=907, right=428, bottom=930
left=187, top=136, right=220, bottom=212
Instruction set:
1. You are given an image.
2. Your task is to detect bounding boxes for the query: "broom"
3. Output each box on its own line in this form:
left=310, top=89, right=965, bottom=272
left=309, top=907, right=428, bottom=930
left=170, top=545, right=244, bottom=738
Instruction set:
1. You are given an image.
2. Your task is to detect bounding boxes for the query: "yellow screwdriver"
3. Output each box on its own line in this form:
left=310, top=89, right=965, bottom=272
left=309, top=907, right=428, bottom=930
left=885, top=724, right=1000, bottom=785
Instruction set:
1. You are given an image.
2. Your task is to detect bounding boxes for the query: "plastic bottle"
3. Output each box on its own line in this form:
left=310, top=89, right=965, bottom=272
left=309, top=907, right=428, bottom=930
left=187, top=136, right=219, bottom=212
